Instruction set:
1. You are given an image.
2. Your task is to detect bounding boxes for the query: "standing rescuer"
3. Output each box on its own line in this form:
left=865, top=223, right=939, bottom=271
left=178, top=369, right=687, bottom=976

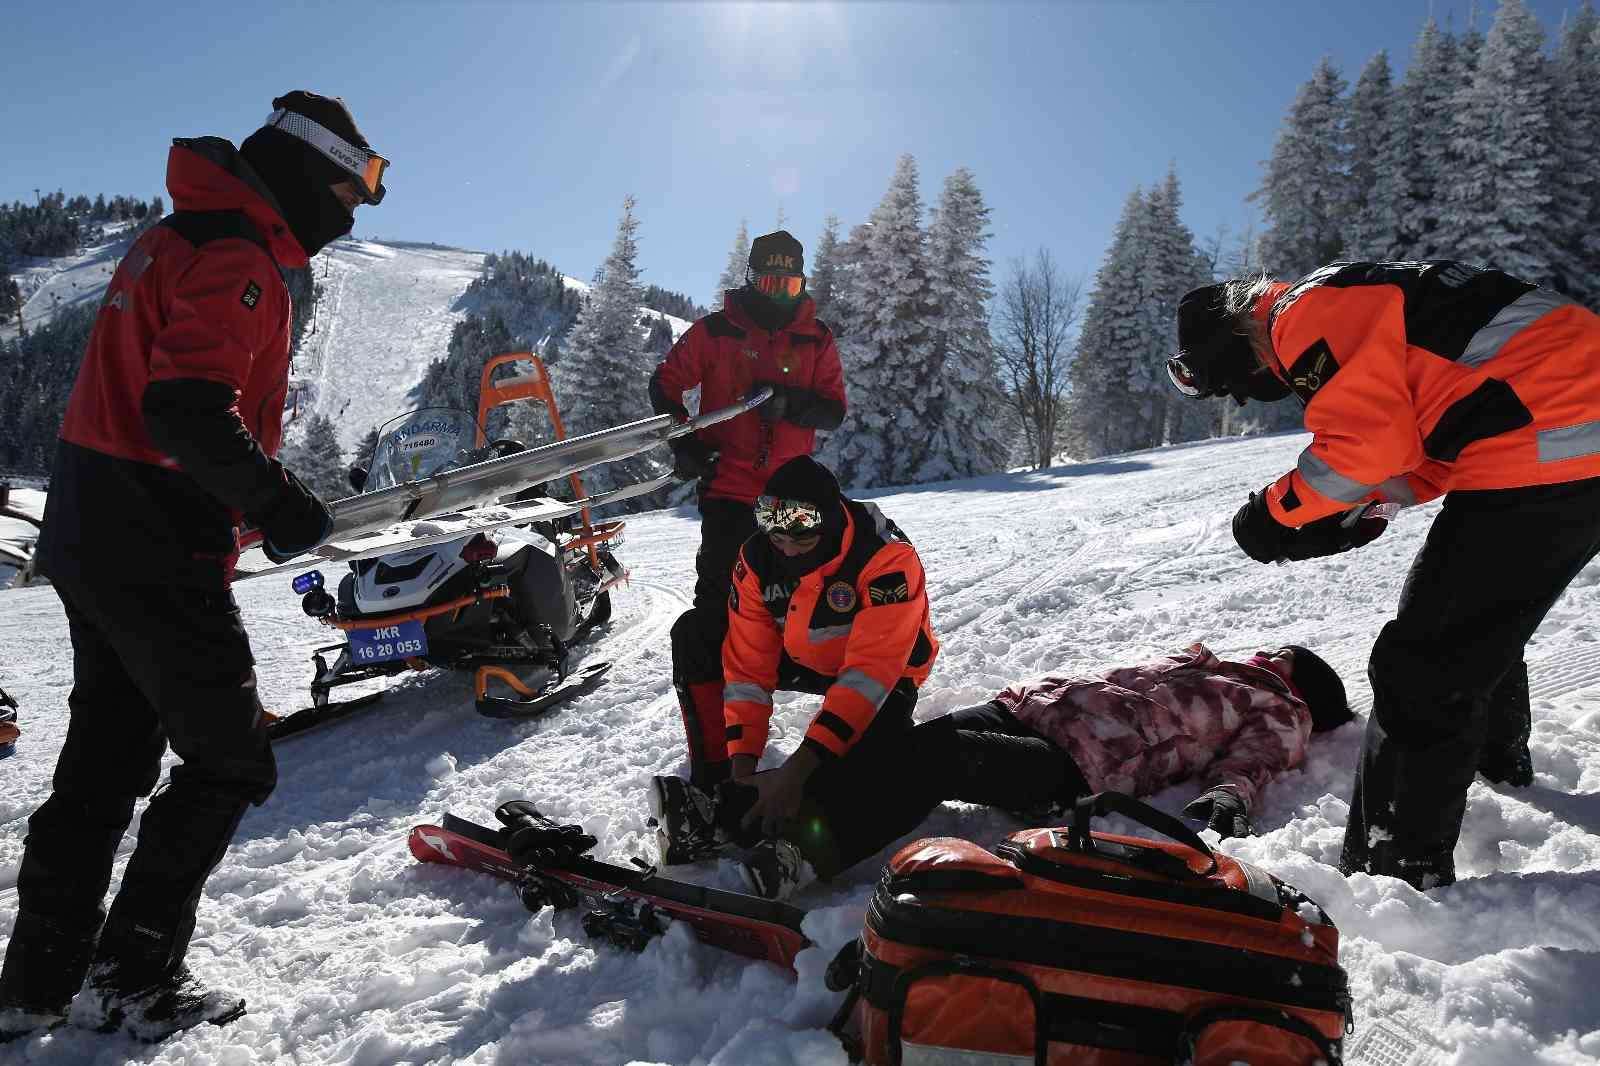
left=648, top=231, right=847, bottom=799
left=0, top=91, right=387, bottom=1043
left=1168, top=261, right=1600, bottom=890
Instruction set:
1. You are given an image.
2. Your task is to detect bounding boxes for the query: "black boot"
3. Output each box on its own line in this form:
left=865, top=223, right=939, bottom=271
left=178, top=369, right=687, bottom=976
left=74, top=922, right=244, bottom=1043
left=0, top=910, right=98, bottom=1043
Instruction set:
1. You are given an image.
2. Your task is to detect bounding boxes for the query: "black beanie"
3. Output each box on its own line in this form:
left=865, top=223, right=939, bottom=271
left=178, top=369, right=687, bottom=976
left=1283, top=645, right=1352, bottom=733
left=749, top=230, right=804, bottom=275
left=1174, top=284, right=1287, bottom=403
left=239, top=91, right=378, bottom=257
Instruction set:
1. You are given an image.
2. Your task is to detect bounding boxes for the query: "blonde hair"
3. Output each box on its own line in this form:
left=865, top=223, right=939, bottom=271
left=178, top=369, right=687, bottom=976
left=1220, top=273, right=1277, bottom=365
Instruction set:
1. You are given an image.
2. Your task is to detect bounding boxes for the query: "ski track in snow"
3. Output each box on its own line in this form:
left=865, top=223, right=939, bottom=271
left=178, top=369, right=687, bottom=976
left=4, top=434, right=1600, bottom=1064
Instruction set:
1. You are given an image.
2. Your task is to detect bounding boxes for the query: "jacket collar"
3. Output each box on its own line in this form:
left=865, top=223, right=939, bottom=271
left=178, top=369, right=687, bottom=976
left=166, top=137, right=310, bottom=268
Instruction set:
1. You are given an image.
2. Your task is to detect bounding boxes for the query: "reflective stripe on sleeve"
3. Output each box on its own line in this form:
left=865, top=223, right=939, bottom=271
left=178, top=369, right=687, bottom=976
left=1460, top=288, right=1572, bottom=368
left=1377, top=477, right=1417, bottom=506
left=808, top=624, right=853, bottom=644
left=1297, top=449, right=1379, bottom=503
left=723, top=682, right=773, bottom=707
left=1537, top=420, right=1600, bottom=463
left=836, top=669, right=889, bottom=709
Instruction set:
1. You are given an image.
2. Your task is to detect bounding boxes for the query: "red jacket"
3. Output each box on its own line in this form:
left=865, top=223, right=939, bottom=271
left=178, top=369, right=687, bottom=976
left=1252, top=262, right=1600, bottom=528
left=650, top=291, right=846, bottom=503
left=37, top=137, right=307, bottom=585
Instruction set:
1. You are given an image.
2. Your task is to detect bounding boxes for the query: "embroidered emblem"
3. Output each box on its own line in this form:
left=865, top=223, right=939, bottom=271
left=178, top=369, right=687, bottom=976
left=867, top=571, right=911, bottom=605
left=1287, top=339, right=1339, bottom=403
left=826, top=581, right=856, bottom=612
left=241, top=281, right=262, bottom=310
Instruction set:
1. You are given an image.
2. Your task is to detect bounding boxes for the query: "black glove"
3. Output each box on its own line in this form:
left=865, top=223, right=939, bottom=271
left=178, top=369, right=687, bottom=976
left=1232, top=490, right=1292, bottom=563
left=1233, top=491, right=1389, bottom=564
left=755, top=384, right=788, bottom=424
left=1183, top=788, right=1254, bottom=840
left=254, top=466, right=333, bottom=564
left=1281, top=504, right=1388, bottom=561
left=669, top=437, right=718, bottom=483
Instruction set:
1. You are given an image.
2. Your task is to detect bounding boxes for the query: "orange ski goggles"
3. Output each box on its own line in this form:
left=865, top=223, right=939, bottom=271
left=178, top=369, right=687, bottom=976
left=264, top=108, right=390, bottom=205
left=754, top=273, right=805, bottom=299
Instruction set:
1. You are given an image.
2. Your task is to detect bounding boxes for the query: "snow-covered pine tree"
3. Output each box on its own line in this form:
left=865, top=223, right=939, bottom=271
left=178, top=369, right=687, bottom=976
left=1551, top=1, right=1600, bottom=303
left=1396, top=18, right=1459, bottom=258
left=1341, top=51, right=1407, bottom=261
left=919, top=167, right=1010, bottom=481
left=1064, top=187, right=1150, bottom=458
left=1433, top=0, right=1560, bottom=285
left=818, top=155, right=935, bottom=490
left=1253, top=58, right=1349, bottom=278
left=1140, top=170, right=1221, bottom=446
left=714, top=220, right=749, bottom=311
left=351, top=426, right=380, bottom=481
left=279, top=413, right=347, bottom=500
left=546, top=195, right=662, bottom=496
left=807, top=215, right=844, bottom=326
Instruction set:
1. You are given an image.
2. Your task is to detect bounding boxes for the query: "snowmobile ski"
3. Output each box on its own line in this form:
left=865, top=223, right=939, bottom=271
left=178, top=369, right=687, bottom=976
left=408, top=802, right=809, bottom=971
left=264, top=691, right=385, bottom=743
left=236, top=389, right=771, bottom=575
left=475, top=660, right=613, bottom=718
left=236, top=473, right=672, bottom=579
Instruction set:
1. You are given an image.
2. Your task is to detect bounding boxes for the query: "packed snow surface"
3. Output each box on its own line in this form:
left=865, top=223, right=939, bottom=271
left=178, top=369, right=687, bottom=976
left=3, top=432, right=1600, bottom=1064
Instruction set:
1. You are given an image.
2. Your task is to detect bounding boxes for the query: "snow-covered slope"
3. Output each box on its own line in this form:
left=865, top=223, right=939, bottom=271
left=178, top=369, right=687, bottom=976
left=0, top=223, right=138, bottom=342
left=2, top=431, right=1599, bottom=1064
left=288, top=239, right=486, bottom=451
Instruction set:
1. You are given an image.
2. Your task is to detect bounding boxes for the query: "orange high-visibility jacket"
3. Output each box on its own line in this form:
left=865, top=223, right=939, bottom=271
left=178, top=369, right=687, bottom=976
left=722, top=500, right=939, bottom=760
left=1254, top=261, right=1600, bottom=527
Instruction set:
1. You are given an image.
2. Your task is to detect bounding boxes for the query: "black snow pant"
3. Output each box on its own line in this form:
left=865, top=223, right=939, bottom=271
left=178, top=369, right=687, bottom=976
left=1340, top=476, right=1600, bottom=889
left=0, top=577, right=276, bottom=1009
left=670, top=496, right=756, bottom=788
left=725, top=698, right=1086, bottom=879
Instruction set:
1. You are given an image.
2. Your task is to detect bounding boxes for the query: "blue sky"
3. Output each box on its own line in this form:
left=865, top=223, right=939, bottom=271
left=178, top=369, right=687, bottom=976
left=2, top=1, right=1584, bottom=307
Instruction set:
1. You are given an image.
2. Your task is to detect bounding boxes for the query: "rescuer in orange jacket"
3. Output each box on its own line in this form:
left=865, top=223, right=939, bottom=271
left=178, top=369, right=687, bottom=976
left=1169, top=262, right=1600, bottom=890
left=649, top=456, right=938, bottom=899
left=648, top=231, right=847, bottom=795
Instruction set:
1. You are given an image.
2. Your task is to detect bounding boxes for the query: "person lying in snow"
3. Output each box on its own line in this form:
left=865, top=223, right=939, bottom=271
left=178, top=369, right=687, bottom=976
left=672, top=642, right=1354, bottom=899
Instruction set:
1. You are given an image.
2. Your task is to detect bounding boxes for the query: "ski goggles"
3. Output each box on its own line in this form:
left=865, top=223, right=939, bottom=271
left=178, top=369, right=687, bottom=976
left=263, top=108, right=389, bottom=205
left=1166, top=354, right=1204, bottom=397
left=754, top=495, right=825, bottom=538
left=754, top=273, right=805, bottom=299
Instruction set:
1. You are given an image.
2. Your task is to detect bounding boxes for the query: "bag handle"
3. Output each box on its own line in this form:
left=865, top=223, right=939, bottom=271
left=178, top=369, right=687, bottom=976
left=1176, top=1005, right=1340, bottom=1064
left=1068, top=792, right=1218, bottom=877
left=888, top=959, right=1047, bottom=1066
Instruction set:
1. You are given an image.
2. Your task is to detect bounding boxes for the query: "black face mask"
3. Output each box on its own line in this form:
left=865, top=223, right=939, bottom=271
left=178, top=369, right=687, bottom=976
left=736, top=287, right=799, bottom=332
left=277, top=180, right=354, bottom=257
left=240, top=128, right=355, bottom=257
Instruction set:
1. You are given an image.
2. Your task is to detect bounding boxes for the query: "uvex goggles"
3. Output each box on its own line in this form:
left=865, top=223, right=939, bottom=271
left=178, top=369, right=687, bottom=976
left=754, top=272, right=805, bottom=299
left=754, top=495, right=824, bottom=537
left=264, top=108, right=389, bottom=205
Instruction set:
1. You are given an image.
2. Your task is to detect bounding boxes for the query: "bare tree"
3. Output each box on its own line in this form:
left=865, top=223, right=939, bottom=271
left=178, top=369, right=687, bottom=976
left=994, top=249, right=1083, bottom=470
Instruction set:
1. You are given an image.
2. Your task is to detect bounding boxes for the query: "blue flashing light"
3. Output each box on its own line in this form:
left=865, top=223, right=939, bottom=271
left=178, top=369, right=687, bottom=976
left=292, top=570, right=325, bottom=595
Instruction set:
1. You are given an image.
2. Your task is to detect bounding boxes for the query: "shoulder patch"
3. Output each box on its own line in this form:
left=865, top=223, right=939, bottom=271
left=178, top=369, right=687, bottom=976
left=734, top=558, right=747, bottom=582
left=1286, top=339, right=1339, bottom=403
left=728, top=581, right=739, bottom=612
left=241, top=281, right=262, bottom=310
left=867, top=571, right=911, bottom=605
left=826, top=580, right=857, bottom=613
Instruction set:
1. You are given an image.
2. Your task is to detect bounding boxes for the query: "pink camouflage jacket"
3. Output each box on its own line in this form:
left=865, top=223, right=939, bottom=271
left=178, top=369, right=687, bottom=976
left=995, top=643, right=1312, bottom=812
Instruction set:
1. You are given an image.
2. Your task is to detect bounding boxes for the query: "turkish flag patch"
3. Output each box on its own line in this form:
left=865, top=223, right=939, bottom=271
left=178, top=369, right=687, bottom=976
left=240, top=281, right=262, bottom=310
left=867, top=571, right=910, bottom=605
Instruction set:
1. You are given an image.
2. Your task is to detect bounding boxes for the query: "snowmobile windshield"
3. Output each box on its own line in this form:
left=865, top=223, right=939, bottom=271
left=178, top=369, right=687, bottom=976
left=363, top=408, right=485, bottom=492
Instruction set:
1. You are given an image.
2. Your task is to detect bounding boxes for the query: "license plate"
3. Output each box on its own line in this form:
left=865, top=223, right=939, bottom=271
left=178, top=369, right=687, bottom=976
left=348, top=619, right=428, bottom=664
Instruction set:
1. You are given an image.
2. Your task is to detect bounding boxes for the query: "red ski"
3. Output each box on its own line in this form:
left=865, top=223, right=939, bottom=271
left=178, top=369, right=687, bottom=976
left=408, top=802, right=810, bottom=971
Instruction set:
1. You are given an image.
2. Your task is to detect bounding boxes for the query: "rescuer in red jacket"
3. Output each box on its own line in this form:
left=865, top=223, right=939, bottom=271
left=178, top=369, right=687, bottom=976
left=1169, top=262, right=1600, bottom=890
left=648, top=231, right=847, bottom=795
left=0, top=92, right=388, bottom=1043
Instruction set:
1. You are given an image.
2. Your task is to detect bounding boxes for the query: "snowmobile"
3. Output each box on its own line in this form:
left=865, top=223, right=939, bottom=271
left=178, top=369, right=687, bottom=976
left=267, top=353, right=649, bottom=741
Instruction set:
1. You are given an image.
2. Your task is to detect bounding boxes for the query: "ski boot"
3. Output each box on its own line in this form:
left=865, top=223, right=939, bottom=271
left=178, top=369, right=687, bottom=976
left=736, top=838, right=808, bottom=901
left=75, top=930, right=245, bottom=1044
left=648, top=776, right=730, bottom=865
left=0, top=910, right=97, bottom=1043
